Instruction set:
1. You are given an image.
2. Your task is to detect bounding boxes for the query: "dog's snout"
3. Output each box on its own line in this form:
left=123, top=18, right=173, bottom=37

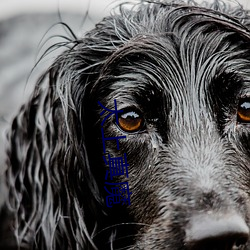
left=185, top=213, right=249, bottom=250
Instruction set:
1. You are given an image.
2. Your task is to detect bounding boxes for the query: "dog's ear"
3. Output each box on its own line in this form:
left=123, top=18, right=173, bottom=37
left=3, top=16, right=125, bottom=249
left=5, top=67, right=96, bottom=249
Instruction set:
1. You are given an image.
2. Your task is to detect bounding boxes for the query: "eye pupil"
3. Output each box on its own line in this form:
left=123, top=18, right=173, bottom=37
left=237, top=99, right=250, bottom=123
left=118, top=110, right=144, bottom=132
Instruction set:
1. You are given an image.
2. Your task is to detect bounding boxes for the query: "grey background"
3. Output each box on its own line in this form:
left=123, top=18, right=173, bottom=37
left=0, top=1, right=113, bottom=172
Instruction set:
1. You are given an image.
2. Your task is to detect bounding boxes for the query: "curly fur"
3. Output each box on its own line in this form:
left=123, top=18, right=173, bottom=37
left=2, top=0, right=250, bottom=249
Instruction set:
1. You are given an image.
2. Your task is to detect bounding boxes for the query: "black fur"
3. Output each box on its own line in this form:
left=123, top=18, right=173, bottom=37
left=2, top=0, right=250, bottom=249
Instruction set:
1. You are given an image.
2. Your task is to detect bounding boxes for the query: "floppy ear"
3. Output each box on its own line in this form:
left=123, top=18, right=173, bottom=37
left=5, top=67, right=99, bottom=248
left=2, top=16, right=127, bottom=249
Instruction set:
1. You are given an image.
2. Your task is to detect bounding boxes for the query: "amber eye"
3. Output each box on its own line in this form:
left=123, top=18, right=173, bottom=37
left=117, top=110, right=144, bottom=133
left=237, top=99, right=250, bottom=123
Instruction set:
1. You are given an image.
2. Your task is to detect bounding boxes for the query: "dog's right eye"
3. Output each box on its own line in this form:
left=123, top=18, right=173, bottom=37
left=237, top=98, right=250, bottom=123
left=117, top=110, right=144, bottom=133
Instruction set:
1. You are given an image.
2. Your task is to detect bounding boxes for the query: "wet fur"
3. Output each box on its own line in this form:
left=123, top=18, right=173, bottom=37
left=2, top=0, right=250, bottom=249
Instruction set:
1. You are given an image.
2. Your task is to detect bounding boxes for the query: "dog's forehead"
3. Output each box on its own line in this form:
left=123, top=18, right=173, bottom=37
left=102, top=6, right=250, bottom=103
left=92, top=2, right=250, bottom=126
left=106, top=35, right=248, bottom=101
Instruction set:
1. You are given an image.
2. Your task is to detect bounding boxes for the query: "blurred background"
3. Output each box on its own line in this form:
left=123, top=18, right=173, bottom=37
left=0, top=0, right=250, bottom=173
left=0, top=0, right=119, bottom=171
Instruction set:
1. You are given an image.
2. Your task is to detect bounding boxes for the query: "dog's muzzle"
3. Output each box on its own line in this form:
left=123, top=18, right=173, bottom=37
left=185, top=213, right=249, bottom=250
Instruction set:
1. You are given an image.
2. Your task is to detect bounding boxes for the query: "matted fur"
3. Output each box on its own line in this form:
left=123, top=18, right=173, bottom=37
left=2, top=0, right=250, bottom=249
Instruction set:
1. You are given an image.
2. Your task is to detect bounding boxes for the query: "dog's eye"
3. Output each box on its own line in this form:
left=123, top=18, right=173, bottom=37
left=118, top=110, right=144, bottom=133
left=237, top=99, right=250, bottom=123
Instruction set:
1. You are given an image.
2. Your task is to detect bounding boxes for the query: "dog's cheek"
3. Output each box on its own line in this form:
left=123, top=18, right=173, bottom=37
left=99, top=120, right=178, bottom=228
left=122, top=138, right=163, bottom=225
left=100, top=128, right=160, bottom=219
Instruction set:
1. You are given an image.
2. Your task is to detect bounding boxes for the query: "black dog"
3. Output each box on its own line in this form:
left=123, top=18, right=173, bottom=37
left=2, top=0, right=250, bottom=249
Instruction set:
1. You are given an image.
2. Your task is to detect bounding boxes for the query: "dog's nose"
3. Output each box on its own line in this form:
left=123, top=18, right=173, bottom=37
left=185, top=213, right=249, bottom=250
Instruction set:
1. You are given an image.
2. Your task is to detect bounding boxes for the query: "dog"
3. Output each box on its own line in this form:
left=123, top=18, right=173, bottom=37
left=1, top=0, right=250, bottom=249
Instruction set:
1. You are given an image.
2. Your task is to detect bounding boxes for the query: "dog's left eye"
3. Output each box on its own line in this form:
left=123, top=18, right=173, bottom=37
left=117, top=110, right=144, bottom=133
left=237, top=98, right=250, bottom=123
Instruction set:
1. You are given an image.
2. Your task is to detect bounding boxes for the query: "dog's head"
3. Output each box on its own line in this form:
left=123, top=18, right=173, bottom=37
left=4, top=1, right=250, bottom=249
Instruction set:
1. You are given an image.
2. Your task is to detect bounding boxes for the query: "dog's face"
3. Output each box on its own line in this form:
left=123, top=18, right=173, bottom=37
left=4, top=1, right=250, bottom=250
left=85, top=3, right=250, bottom=250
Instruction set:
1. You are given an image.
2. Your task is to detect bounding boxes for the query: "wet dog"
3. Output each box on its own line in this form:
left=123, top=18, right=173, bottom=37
left=1, top=0, right=250, bottom=249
